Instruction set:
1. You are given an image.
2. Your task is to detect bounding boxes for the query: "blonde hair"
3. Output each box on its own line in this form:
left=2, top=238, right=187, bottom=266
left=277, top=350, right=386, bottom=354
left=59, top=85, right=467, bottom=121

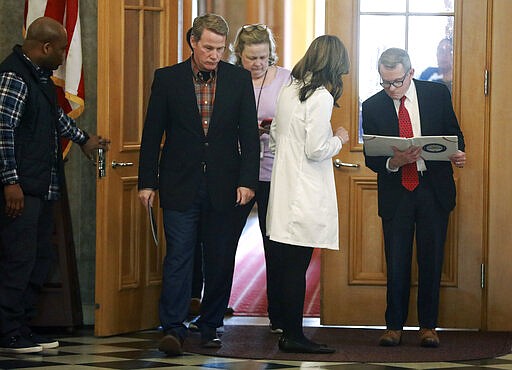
left=229, top=24, right=278, bottom=66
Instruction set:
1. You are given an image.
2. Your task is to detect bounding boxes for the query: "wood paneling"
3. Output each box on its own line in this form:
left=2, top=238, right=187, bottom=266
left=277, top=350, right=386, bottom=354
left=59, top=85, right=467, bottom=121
left=348, top=178, right=385, bottom=285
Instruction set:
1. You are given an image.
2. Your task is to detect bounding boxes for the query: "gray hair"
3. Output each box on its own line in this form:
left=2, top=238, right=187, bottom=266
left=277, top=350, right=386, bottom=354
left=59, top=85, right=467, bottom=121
left=378, top=48, right=411, bottom=72
left=191, top=13, right=229, bottom=41
left=229, top=24, right=278, bottom=66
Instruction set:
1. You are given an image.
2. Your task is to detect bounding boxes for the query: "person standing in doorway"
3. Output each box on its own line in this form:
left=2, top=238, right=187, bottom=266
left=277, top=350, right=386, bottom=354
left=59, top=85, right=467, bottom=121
left=228, top=23, right=291, bottom=334
left=266, top=35, right=350, bottom=354
left=362, top=47, right=465, bottom=348
left=138, top=13, right=259, bottom=356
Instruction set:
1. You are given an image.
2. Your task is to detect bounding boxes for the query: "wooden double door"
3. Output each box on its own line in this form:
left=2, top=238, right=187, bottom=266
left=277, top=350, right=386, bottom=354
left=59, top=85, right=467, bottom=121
left=95, top=0, right=510, bottom=336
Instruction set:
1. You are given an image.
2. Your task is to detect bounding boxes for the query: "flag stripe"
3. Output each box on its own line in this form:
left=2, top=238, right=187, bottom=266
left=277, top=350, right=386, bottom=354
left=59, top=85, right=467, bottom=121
left=44, top=0, right=65, bottom=22
left=24, top=0, right=85, bottom=158
left=25, top=0, right=48, bottom=27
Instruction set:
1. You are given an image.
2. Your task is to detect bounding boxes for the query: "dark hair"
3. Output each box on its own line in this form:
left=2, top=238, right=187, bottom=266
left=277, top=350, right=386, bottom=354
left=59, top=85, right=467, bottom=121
left=186, top=27, right=193, bottom=51
left=291, top=35, right=350, bottom=106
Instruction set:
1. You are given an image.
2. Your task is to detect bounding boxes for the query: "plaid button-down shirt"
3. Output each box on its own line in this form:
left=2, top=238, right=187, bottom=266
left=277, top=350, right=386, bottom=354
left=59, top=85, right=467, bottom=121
left=0, top=56, right=88, bottom=200
left=192, top=61, right=217, bottom=136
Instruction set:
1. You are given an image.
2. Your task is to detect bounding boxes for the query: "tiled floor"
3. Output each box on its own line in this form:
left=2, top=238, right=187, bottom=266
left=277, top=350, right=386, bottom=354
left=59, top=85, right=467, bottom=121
left=1, top=317, right=512, bottom=370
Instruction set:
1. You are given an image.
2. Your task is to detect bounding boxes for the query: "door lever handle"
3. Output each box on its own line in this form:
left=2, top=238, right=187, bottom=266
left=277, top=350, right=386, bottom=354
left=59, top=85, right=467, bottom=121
left=111, top=161, right=134, bottom=168
left=98, top=148, right=106, bottom=178
left=334, top=158, right=360, bottom=168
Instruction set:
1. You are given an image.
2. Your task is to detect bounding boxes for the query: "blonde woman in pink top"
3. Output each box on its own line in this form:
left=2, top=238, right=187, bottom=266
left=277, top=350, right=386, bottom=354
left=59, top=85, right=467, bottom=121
left=230, top=24, right=291, bottom=334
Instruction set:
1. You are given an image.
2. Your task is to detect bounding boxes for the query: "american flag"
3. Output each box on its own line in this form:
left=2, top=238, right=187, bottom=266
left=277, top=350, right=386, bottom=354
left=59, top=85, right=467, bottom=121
left=24, top=0, right=85, bottom=158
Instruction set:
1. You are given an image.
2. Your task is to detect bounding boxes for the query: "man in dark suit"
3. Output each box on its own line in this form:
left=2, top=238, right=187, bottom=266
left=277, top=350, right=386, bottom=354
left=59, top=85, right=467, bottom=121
left=138, top=14, right=259, bottom=356
left=362, top=48, right=466, bottom=348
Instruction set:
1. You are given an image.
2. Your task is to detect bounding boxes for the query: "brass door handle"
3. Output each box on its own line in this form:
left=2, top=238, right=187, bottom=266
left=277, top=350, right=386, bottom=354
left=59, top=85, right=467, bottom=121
left=98, top=148, right=106, bottom=178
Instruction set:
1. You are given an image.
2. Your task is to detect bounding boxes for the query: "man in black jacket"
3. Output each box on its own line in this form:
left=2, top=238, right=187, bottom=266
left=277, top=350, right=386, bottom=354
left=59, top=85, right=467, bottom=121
left=0, top=17, right=109, bottom=354
left=362, top=47, right=466, bottom=348
left=138, top=14, right=259, bottom=355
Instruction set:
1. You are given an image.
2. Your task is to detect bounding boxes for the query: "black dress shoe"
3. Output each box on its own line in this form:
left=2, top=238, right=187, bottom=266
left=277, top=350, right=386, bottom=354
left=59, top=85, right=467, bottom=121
left=225, top=306, right=235, bottom=316
left=278, top=336, right=335, bottom=354
left=201, top=336, right=222, bottom=348
left=200, top=328, right=222, bottom=348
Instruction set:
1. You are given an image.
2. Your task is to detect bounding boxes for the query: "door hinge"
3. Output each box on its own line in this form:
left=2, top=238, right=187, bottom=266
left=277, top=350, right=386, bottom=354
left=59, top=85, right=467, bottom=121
left=484, top=70, right=489, bottom=96
left=95, top=303, right=100, bottom=309
left=480, top=263, right=485, bottom=289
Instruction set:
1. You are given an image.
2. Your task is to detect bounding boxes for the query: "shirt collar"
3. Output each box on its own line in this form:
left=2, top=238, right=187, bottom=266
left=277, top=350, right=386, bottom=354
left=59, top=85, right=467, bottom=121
left=21, top=51, right=53, bottom=81
left=190, top=58, right=217, bottom=83
left=401, top=79, right=417, bottom=104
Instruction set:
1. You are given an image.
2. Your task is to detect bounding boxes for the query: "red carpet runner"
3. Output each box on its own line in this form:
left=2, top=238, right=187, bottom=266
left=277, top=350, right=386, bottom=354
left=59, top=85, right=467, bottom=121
left=229, top=215, right=320, bottom=317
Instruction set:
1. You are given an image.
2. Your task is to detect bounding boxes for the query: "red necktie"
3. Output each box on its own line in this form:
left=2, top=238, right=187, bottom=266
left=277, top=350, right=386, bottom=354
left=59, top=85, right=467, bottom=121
left=398, top=96, right=419, bottom=191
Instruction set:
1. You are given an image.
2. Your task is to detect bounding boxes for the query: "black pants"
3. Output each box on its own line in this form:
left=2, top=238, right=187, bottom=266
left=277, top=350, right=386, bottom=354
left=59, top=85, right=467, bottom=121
left=273, top=241, right=313, bottom=340
left=235, top=181, right=286, bottom=328
left=382, top=179, right=449, bottom=330
left=0, top=195, right=55, bottom=336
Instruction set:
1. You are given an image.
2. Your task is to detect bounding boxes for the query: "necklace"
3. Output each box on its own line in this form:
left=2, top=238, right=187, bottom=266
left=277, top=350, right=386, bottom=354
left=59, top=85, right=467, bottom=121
left=255, top=69, right=268, bottom=116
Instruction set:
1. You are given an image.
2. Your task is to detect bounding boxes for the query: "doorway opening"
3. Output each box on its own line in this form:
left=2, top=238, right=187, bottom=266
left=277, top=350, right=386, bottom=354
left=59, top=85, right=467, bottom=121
left=228, top=208, right=320, bottom=318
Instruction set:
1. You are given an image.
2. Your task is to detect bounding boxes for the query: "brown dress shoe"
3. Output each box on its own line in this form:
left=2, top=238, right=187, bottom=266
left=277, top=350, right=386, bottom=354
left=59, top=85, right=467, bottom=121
left=419, top=328, right=440, bottom=347
left=378, top=329, right=402, bottom=346
left=158, top=332, right=184, bottom=356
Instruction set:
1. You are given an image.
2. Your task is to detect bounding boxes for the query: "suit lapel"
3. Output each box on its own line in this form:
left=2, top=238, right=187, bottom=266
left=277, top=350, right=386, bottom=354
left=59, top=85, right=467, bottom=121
left=377, top=92, right=400, bottom=136
left=177, top=60, right=205, bottom=137
left=415, top=80, right=436, bottom=135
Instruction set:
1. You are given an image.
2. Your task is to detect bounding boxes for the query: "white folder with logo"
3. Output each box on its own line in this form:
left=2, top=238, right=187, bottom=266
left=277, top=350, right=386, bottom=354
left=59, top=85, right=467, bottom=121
left=362, top=135, right=458, bottom=161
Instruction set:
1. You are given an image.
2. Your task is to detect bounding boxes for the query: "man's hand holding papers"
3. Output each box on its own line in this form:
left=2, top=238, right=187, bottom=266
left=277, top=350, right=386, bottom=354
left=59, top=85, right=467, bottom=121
left=362, top=135, right=458, bottom=161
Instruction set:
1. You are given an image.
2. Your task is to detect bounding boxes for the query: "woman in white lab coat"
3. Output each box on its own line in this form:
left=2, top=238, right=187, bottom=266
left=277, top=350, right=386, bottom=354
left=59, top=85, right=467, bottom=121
left=266, top=35, right=350, bottom=354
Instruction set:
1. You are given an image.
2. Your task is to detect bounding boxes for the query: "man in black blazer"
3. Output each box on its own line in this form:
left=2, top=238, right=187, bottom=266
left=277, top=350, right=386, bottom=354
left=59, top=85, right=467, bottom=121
left=138, top=14, right=259, bottom=355
left=362, top=48, right=466, bottom=348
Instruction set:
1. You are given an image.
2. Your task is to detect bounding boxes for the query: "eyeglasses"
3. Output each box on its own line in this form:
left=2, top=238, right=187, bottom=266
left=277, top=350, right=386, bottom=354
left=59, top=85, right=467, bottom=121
left=242, top=24, right=267, bottom=32
left=380, top=70, right=410, bottom=88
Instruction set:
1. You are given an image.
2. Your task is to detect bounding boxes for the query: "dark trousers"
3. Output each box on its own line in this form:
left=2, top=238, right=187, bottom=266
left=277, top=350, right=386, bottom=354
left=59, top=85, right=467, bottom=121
left=382, top=178, right=449, bottom=330
left=191, top=241, right=203, bottom=300
left=236, top=181, right=285, bottom=327
left=0, top=195, right=55, bottom=336
left=160, top=178, right=238, bottom=340
left=273, top=241, right=313, bottom=340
